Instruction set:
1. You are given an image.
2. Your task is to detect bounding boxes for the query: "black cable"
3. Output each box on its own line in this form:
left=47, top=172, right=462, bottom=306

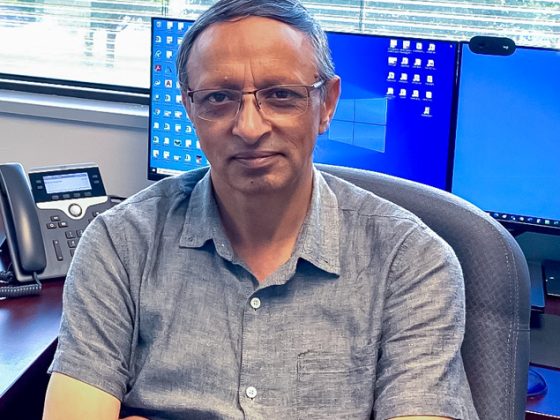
left=0, top=271, right=42, bottom=298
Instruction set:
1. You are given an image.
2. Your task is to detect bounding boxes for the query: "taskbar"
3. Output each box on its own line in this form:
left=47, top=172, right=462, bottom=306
left=489, top=211, right=560, bottom=231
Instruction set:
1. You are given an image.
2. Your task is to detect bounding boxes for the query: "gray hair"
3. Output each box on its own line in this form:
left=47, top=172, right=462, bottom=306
left=176, top=0, right=335, bottom=93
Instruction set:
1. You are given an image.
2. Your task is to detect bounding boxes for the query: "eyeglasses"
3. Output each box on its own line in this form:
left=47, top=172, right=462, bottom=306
left=186, top=80, right=324, bottom=122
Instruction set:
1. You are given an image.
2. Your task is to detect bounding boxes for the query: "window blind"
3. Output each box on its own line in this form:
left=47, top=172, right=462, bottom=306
left=0, top=0, right=558, bottom=90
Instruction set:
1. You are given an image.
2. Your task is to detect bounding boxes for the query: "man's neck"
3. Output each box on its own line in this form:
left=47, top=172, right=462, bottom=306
left=211, top=170, right=314, bottom=282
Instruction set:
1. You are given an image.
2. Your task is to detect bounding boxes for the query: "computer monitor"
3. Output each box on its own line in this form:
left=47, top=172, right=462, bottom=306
left=148, top=18, right=459, bottom=190
left=452, top=43, right=560, bottom=233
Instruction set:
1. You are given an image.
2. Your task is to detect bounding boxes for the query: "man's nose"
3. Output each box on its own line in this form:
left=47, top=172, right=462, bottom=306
left=231, top=95, right=272, bottom=144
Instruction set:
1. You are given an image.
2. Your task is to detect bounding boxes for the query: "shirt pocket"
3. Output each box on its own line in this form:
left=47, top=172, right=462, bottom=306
left=296, top=344, right=377, bottom=419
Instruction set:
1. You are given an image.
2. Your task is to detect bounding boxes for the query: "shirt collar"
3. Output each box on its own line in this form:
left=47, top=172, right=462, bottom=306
left=295, top=168, right=340, bottom=275
left=180, top=169, right=235, bottom=260
left=179, top=167, right=341, bottom=275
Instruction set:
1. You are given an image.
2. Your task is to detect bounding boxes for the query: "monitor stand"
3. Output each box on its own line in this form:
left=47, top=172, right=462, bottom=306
left=528, top=261, right=545, bottom=312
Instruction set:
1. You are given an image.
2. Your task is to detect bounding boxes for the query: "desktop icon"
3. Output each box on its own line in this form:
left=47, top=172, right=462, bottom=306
left=428, top=43, right=436, bottom=52
left=399, top=88, right=407, bottom=97
left=387, top=71, right=396, bottom=80
left=390, top=39, right=398, bottom=49
left=427, top=59, right=435, bottom=67
left=401, top=57, right=409, bottom=66
left=425, top=91, right=433, bottom=99
left=416, top=42, right=423, bottom=50
left=413, top=74, right=421, bottom=82
left=386, top=87, right=394, bottom=95
left=400, top=73, right=408, bottom=81
left=388, top=57, right=398, bottom=65
left=403, top=40, right=410, bottom=49
left=414, top=58, right=422, bottom=67
left=426, top=75, right=434, bottom=84
left=412, top=90, right=419, bottom=98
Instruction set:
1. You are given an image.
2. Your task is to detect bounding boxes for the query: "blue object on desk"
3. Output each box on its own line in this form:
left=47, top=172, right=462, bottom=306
left=527, top=368, right=548, bottom=398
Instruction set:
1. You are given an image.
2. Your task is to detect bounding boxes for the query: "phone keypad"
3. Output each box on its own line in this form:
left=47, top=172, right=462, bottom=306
left=45, top=214, right=89, bottom=261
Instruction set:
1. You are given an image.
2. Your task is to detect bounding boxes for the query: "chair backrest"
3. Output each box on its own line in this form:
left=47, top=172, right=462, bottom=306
left=317, top=164, right=531, bottom=420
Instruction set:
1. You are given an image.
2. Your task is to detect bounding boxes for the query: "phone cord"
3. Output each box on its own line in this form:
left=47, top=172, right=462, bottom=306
left=0, top=272, right=42, bottom=298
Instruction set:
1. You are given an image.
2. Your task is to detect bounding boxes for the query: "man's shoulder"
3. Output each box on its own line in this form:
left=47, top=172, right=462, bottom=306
left=319, top=169, right=423, bottom=227
left=101, top=167, right=209, bottom=225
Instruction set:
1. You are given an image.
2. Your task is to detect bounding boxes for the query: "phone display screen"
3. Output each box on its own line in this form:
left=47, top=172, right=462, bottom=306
left=43, top=173, right=92, bottom=194
left=29, top=166, right=106, bottom=203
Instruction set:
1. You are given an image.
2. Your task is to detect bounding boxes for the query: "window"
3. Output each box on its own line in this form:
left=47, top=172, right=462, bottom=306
left=0, top=0, right=558, bottom=91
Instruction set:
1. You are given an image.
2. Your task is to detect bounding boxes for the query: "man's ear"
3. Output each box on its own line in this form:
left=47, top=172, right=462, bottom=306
left=318, top=76, right=341, bottom=134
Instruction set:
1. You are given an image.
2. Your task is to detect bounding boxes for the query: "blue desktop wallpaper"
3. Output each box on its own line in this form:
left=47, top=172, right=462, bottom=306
left=148, top=18, right=458, bottom=190
left=452, top=45, right=560, bottom=227
left=316, top=33, right=457, bottom=189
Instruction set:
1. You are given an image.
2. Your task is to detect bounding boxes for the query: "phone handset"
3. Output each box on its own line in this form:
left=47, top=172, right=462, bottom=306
left=0, top=163, right=46, bottom=297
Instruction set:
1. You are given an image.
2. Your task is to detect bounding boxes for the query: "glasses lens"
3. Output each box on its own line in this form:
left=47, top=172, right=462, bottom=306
left=192, top=89, right=241, bottom=121
left=257, top=86, right=309, bottom=118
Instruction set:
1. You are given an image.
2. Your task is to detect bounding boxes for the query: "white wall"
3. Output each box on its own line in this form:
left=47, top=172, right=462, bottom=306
left=0, top=102, right=152, bottom=199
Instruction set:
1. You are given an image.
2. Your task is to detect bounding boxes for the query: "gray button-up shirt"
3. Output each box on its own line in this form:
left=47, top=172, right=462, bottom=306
left=50, top=167, right=479, bottom=419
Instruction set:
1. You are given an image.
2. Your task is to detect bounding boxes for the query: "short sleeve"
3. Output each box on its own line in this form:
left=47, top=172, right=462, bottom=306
left=374, top=225, right=478, bottom=420
left=48, top=215, right=134, bottom=400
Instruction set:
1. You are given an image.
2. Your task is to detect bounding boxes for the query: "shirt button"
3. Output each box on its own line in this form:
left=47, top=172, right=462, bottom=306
left=246, top=386, right=257, bottom=399
left=250, top=297, right=261, bottom=310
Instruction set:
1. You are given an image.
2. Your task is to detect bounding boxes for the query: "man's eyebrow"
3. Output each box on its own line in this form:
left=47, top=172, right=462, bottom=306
left=191, top=79, right=242, bottom=90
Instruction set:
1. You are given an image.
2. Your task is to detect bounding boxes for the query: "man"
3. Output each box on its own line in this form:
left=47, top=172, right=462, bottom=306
left=44, top=1, right=479, bottom=419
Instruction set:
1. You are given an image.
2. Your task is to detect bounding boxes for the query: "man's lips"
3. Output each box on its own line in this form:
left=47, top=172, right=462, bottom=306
left=231, top=151, right=282, bottom=167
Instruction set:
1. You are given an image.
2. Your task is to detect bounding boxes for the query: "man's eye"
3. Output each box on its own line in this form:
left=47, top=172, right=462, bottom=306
left=203, top=91, right=235, bottom=104
left=267, top=88, right=301, bottom=100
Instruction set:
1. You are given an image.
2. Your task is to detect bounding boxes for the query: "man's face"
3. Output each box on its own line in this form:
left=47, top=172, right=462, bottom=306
left=183, top=16, right=339, bottom=196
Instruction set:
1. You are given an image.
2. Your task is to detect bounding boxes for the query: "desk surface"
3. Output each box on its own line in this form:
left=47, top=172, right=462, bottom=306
left=0, top=281, right=63, bottom=401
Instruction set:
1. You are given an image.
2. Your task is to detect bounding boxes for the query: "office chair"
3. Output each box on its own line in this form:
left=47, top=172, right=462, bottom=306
left=317, top=164, right=531, bottom=420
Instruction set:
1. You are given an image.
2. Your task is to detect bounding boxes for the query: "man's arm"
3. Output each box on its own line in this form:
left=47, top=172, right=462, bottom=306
left=374, top=223, right=477, bottom=419
left=43, top=372, right=120, bottom=419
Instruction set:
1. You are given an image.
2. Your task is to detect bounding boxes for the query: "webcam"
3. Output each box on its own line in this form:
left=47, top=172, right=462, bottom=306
left=469, top=36, right=516, bottom=56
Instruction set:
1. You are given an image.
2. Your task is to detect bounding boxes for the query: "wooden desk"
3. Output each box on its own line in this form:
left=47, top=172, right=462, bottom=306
left=0, top=281, right=63, bottom=417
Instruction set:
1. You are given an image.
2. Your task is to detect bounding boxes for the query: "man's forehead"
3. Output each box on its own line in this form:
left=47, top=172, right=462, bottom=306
left=187, top=16, right=318, bottom=86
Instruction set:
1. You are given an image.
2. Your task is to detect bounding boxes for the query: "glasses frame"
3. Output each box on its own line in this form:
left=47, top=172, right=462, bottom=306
left=186, top=79, right=325, bottom=122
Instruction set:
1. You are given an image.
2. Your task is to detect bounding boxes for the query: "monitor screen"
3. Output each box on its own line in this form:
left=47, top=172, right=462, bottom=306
left=148, top=18, right=458, bottom=190
left=452, top=43, right=560, bottom=233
